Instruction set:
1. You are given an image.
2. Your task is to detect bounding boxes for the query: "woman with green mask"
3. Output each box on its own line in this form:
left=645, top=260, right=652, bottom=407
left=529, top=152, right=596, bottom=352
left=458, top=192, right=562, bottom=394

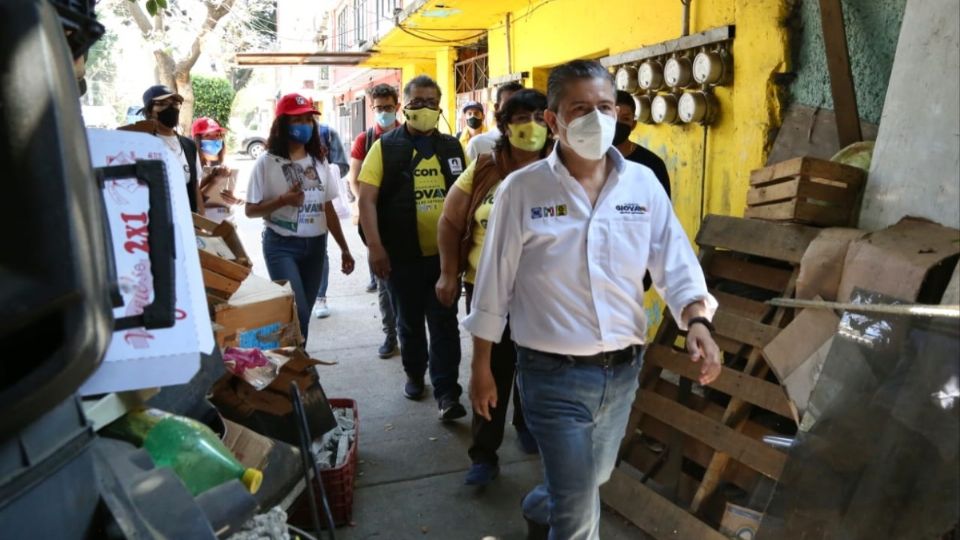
left=435, top=89, right=552, bottom=486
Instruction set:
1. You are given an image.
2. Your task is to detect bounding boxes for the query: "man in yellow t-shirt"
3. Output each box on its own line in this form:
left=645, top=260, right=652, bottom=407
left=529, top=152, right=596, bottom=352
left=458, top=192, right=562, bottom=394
left=357, top=75, right=468, bottom=422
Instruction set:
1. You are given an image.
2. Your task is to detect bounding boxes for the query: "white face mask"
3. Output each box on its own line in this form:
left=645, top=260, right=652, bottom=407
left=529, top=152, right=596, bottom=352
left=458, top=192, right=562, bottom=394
left=556, top=109, right=617, bottom=161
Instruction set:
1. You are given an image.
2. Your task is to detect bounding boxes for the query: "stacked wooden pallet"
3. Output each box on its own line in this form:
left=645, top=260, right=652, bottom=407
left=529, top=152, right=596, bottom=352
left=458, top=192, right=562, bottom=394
left=601, top=214, right=821, bottom=538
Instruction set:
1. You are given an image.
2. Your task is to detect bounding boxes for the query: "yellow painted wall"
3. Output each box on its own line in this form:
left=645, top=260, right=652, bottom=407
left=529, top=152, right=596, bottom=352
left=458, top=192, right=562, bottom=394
left=377, top=0, right=792, bottom=341
left=488, top=0, right=790, bottom=338
left=434, top=47, right=458, bottom=135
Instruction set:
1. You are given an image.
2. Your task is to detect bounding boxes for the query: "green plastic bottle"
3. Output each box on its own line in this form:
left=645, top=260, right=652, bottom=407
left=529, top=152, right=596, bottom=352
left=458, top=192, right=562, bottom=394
left=105, top=409, right=262, bottom=496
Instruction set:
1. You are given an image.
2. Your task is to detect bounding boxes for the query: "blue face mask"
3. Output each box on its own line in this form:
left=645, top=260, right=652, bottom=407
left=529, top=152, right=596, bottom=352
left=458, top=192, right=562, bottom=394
left=375, top=111, right=397, bottom=128
left=200, top=139, right=224, bottom=156
left=288, top=123, right=314, bottom=144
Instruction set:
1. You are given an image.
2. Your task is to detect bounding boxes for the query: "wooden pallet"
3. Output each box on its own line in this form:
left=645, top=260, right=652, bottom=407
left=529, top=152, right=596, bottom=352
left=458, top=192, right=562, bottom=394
left=601, top=215, right=821, bottom=538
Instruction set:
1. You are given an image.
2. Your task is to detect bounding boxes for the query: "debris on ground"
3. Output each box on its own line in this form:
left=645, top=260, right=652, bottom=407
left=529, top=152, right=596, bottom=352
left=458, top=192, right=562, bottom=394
left=311, top=407, right=356, bottom=469
left=227, top=506, right=289, bottom=540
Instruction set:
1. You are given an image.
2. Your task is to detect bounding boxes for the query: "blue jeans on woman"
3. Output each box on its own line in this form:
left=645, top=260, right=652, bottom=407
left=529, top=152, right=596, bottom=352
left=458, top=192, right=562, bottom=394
left=516, top=346, right=643, bottom=540
left=262, top=228, right=327, bottom=343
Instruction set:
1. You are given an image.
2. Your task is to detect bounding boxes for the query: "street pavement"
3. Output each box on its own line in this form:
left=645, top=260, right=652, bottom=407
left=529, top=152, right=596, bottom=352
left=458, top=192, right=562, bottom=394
left=228, top=154, right=644, bottom=539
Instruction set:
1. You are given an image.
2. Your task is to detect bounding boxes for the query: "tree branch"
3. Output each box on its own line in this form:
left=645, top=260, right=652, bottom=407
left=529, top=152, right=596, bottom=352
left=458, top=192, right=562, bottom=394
left=125, top=0, right=155, bottom=37
left=175, top=0, right=237, bottom=75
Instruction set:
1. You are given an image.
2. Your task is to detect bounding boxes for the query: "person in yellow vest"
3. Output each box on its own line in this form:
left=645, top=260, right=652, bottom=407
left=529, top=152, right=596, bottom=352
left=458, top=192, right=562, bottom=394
left=436, top=89, right=553, bottom=486
left=358, top=75, right=468, bottom=420
left=457, top=101, right=486, bottom=150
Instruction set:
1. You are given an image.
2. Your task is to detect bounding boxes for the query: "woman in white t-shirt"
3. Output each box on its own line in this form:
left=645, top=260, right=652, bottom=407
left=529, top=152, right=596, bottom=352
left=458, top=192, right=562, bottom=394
left=245, top=93, right=355, bottom=344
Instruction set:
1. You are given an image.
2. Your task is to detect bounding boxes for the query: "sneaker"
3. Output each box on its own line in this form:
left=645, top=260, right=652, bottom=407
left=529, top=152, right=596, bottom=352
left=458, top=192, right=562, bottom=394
left=464, top=462, right=500, bottom=486
left=438, top=397, right=467, bottom=422
left=365, top=281, right=377, bottom=293
left=404, top=377, right=425, bottom=400
left=516, top=428, right=540, bottom=455
left=378, top=335, right=398, bottom=359
left=312, top=298, right=331, bottom=319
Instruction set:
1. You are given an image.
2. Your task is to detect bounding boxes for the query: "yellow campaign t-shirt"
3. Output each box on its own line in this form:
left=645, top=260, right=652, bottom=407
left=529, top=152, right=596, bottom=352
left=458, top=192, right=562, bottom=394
left=452, top=160, right=500, bottom=284
left=359, top=139, right=447, bottom=256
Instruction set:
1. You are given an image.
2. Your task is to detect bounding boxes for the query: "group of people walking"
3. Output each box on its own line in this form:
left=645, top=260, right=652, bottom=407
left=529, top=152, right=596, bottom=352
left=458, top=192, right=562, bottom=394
left=133, top=58, right=723, bottom=540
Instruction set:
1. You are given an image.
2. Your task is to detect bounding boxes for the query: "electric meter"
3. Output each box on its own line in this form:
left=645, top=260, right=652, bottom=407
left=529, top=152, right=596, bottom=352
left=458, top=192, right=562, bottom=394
left=638, top=60, right=664, bottom=91
left=693, top=51, right=727, bottom=85
left=651, top=94, right=678, bottom=124
left=678, top=91, right=717, bottom=124
left=636, top=95, right=653, bottom=124
left=615, top=66, right=639, bottom=94
left=664, top=56, right=693, bottom=88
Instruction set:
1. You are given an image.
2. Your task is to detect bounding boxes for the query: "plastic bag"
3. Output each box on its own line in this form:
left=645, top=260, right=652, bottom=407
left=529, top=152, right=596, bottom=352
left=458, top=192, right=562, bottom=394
left=222, top=347, right=290, bottom=390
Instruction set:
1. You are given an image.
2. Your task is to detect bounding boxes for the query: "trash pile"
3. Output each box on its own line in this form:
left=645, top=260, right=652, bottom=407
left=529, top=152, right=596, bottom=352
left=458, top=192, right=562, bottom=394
left=311, top=407, right=356, bottom=470
left=227, top=506, right=290, bottom=540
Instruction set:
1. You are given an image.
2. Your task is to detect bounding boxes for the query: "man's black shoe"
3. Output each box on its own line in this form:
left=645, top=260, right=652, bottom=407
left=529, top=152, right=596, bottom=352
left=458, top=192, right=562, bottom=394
left=378, top=336, right=398, bottom=359
left=404, top=377, right=425, bottom=400
left=438, top=397, right=467, bottom=421
left=524, top=515, right=549, bottom=540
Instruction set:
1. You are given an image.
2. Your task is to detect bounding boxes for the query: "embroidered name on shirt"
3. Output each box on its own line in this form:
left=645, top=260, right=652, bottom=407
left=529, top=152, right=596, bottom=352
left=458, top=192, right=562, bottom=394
left=615, top=203, right=648, bottom=215
left=531, top=204, right=568, bottom=219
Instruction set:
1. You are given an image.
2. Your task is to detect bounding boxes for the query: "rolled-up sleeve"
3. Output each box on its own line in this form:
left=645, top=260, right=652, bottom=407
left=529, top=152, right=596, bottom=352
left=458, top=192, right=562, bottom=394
left=461, top=179, right=523, bottom=343
left=646, top=187, right=717, bottom=329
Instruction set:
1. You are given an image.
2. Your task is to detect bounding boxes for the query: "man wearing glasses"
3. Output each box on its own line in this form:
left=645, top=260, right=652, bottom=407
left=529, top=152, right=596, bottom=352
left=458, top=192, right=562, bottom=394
left=358, top=76, right=468, bottom=421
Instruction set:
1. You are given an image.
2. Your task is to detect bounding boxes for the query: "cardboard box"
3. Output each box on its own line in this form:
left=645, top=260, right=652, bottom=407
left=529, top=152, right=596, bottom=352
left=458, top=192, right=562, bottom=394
left=222, top=418, right=275, bottom=470
left=837, top=217, right=960, bottom=303
left=210, top=277, right=302, bottom=350
left=719, top=503, right=763, bottom=539
left=210, top=348, right=337, bottom=446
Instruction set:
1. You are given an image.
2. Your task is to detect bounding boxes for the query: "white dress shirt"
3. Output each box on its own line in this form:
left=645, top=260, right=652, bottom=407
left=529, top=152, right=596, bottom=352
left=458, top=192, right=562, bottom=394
left=465, top=127, right=501, bottom=162
left=461, top=146, right=716, bottom=356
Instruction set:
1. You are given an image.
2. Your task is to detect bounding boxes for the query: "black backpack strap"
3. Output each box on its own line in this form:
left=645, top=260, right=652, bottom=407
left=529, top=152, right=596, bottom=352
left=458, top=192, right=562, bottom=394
left=364, top=127, right=376, bottom=156
left=178, top=135, right=199, bottom=212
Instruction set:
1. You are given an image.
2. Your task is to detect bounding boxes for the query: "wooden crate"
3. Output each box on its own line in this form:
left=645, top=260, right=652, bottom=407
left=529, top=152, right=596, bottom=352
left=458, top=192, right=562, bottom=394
left=744, top=157, right=866, bottom=227
left=193, top=213, right=252, bottom=298
left=602, top=215, right=822, bottom=539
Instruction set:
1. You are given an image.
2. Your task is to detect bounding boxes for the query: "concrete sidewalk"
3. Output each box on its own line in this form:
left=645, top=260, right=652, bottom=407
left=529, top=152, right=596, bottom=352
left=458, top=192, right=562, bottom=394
left=230, top=165, right=643, bottom=538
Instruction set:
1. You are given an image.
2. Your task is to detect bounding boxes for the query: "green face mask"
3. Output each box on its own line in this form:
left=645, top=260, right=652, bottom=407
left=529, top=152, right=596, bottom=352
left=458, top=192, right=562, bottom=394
left=404, top=106, right=440, bottom=132
left=508, top=120, right=549, bottom=152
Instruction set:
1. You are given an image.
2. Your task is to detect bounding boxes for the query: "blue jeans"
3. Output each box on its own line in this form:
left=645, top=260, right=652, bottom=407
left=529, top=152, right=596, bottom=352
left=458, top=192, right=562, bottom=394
left=317, top=249, right=330, bottom=298
left=262, top=228, right=327, bottom=343
left=386, top=255, right=461, bottom=401
left=517, top=347, right=643, bottom=540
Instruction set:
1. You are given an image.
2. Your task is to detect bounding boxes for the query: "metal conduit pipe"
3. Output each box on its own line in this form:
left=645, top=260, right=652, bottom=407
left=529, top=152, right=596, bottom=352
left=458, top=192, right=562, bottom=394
left=681, top=0, right=691, bottom=37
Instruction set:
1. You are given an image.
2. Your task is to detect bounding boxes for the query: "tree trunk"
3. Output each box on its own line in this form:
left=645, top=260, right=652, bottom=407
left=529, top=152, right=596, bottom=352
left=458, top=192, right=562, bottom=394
left=175, top=71, right=194, bottom=135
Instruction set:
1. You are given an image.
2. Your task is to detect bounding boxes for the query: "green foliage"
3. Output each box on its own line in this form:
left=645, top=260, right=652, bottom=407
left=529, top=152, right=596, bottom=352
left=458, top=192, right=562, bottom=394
left=191, top=75, right=236, bottom=128
left=136, top=0, right=168, bottom=17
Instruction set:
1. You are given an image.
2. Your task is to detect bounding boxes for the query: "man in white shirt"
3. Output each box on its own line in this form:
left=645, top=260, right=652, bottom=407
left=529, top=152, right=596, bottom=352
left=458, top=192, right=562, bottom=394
left=463, top=81, right=524, bottom=162
left=462, top=60, right=721, bottom=540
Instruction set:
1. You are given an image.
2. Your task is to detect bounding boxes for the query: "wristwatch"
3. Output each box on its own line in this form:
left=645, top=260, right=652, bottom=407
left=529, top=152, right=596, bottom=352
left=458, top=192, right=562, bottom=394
left=687, top=316, right=715, bottom=333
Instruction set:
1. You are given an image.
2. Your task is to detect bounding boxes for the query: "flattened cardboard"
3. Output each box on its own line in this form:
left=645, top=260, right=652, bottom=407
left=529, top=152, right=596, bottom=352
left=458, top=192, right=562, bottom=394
left=193, top=213, right=251, bottom=268
left=797, top=228, right=868, bottom=301
left=222, top=419, right=274, bottom=469
left=211, top=348, right=337, bottom=446
left=782, top=336, right=835, bottom=419
left=763, top=305, right=841, bottom=383
left=837, top=218, right=960, bottom=302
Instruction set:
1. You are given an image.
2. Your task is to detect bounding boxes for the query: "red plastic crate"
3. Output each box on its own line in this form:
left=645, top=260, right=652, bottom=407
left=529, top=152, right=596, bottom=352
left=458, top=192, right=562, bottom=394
left=290, top=398, right=359, bottom=528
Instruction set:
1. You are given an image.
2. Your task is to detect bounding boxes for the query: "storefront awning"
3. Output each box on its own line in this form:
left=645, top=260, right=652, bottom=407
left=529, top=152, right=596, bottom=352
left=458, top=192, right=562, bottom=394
left=235, top=52, right=373, bottom=67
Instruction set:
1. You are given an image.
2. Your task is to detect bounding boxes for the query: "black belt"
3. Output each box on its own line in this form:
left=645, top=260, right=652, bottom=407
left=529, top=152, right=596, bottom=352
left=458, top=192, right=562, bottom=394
left=525, top=345, right=643, bottom=368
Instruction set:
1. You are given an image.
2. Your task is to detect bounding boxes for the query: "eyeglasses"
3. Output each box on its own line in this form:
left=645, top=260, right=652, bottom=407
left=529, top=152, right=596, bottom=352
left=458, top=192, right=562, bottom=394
left=405, top=99, right=439, bottom=110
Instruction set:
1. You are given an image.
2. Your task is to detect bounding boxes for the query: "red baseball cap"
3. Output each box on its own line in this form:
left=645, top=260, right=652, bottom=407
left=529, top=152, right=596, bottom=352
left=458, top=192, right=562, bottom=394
left=191, top=117, right=227, bottom=138
left=275, top=93, right=321, bottom=117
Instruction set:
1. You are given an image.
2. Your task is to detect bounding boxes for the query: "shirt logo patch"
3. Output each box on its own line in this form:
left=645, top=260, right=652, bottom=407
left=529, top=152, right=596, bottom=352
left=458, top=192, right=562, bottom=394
left=615, top=203, right=648, bottom=215
left=448, top=157, right=464, bottom=175
left=530, top=204, right=568, bottom=219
